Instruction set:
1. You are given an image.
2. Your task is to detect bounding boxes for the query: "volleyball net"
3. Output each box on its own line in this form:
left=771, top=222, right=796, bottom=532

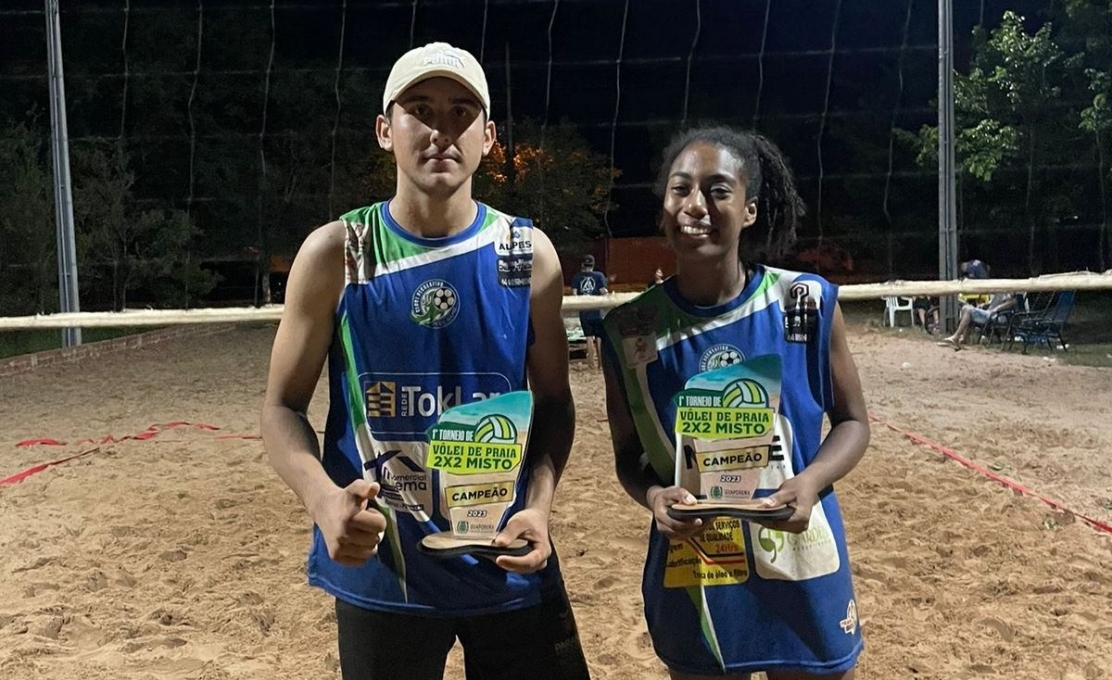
left=0, top=270, right=1107, bottom=331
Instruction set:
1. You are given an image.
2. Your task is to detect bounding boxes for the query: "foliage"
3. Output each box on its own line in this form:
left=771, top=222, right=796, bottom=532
left=910, top=11, right=1104, bottom=273
left=72, top=144, right=217, bottom=310
left=0, top=118, right=56, bottom=315
left=473, top=120, right=618, bottom=254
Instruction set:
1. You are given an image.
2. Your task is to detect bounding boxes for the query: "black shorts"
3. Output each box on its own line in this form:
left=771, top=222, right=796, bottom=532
left=334, top=586, right=591, bottom=680
left=579, top=311, right=604, bottom=339
left=580, top=318, right=604, bottom=338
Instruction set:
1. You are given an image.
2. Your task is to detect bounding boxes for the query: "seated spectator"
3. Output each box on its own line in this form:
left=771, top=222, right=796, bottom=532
left=937, top=292, right=1020, bottom=349
left=913, top=296, right=939, bottom=334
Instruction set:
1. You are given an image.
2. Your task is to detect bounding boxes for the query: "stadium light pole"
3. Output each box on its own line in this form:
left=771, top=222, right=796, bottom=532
left=938, top=0, right=959, bottom=332
left=45, top=0, right=82, bottom=347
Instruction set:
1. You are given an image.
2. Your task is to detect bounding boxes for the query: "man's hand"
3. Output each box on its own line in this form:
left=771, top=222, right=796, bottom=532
left=756, top=475, right=822, bottom=534
left=648, top=486, right=704, bottom=540
left=310, top=479, right=387, bottom=567
left=493, top=508, right=552, bottom=574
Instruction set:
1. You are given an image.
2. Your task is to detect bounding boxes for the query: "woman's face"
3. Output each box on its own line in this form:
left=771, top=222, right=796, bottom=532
left=660, top=142, right=757, bottom=264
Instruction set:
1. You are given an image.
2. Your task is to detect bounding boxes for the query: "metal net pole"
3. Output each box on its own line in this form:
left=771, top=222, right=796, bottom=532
left=44, top=0, right=82, bottom=346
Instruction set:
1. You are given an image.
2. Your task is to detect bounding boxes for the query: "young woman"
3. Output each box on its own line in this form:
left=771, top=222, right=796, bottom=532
left=601, top=126, right=870, bottom=679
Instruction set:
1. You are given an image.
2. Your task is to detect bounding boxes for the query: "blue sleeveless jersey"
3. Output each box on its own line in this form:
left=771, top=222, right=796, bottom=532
left=309, top=201, right=561, bottom=615
left=601, top=266, right=863, bottom=674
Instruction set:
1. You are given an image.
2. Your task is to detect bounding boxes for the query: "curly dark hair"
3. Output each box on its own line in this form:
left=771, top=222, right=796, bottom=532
left=654, top=126, right=804, bottom=261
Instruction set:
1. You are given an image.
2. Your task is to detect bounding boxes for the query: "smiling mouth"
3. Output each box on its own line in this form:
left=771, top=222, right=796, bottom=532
left=679, top=224, right=712, bottom=237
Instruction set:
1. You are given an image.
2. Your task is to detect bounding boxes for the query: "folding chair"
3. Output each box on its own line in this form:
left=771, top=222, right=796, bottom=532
left=975, top=293, right=1026, bottom=346
left=1005, top=291, right=1076, bottom=353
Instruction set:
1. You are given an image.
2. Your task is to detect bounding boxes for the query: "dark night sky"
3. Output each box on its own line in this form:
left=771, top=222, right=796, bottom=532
left=1, top=0, right=1058, bottom=265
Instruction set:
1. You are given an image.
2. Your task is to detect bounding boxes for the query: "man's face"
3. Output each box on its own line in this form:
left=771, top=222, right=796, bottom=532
left=376, top=77, right=495, bottom=197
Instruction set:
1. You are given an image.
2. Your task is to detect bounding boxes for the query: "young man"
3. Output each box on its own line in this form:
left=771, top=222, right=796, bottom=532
left=261, top=42, right=590, bottom=680
left=570, top=254, right=609, bottom=369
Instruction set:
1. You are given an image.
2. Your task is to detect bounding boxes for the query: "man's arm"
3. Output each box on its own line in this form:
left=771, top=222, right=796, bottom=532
left=990, top=295, right=1019, bottom=314
left=597, top=272, right=610, bottom=295
left=524, top=229, right=574, bottom=502
left=261, top=222, right=385, bottom=566
left=494, top=229, right=575, bottom=572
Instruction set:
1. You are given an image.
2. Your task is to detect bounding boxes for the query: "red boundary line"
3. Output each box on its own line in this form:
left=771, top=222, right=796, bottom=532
left=2, top=422, right=259, bottom=486
left=0, top=447, right=102, bottom=486
left=869, top=413, right=1112, bottom=538
left=8, top=413, right=1112, bottom=540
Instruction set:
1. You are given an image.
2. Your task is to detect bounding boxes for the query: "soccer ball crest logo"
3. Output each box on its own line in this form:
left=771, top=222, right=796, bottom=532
left=411, top=280, right=459, bottom=328
left=699, top=344, right=744, bottom=372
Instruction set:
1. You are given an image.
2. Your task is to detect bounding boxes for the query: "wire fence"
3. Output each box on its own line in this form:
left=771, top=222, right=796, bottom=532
left=1, top=0, right=1109, bottom=317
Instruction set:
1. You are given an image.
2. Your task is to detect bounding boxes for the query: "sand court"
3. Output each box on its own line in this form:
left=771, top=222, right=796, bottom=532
left=1, top=324, right=1110, bottom=679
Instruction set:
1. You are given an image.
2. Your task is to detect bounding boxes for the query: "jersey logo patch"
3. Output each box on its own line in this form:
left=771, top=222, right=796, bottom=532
left=411, top=279, right=460, bottom=328
left=622, top=335, right=658, bottom=367
left=840, top=600, right=859, bottom=635
left=699, top=344, right=745, bottom=371
left=782, top=281, right=819, bottom=343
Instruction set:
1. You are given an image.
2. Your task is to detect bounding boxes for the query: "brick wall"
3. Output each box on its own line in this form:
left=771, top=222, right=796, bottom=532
left=0, top=325, right=235, bottom=379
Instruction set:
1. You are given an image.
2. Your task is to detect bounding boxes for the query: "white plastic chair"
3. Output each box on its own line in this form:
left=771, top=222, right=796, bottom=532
left=883, top=296, right=915, bottom=327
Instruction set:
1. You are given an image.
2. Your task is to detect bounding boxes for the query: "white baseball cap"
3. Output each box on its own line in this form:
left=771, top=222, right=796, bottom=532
left=382, top=42, right=490, bottom=114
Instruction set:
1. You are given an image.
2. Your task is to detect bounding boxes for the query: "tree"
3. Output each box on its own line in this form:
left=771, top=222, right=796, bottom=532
left=474, top=120, right=619, bottom=255
left=136, top=209, right=223, bottom=308
left=912, top=12, right=1076, bottom=273
left=1080, top=68, right=1112, bottom=270
left=0, top=119, right=56, bottom=315
left=190, top=68, right=380, bottom=304
left=1061, top=0, right=1112, bottom=270
left=72, top=144, right=217, bottom=310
